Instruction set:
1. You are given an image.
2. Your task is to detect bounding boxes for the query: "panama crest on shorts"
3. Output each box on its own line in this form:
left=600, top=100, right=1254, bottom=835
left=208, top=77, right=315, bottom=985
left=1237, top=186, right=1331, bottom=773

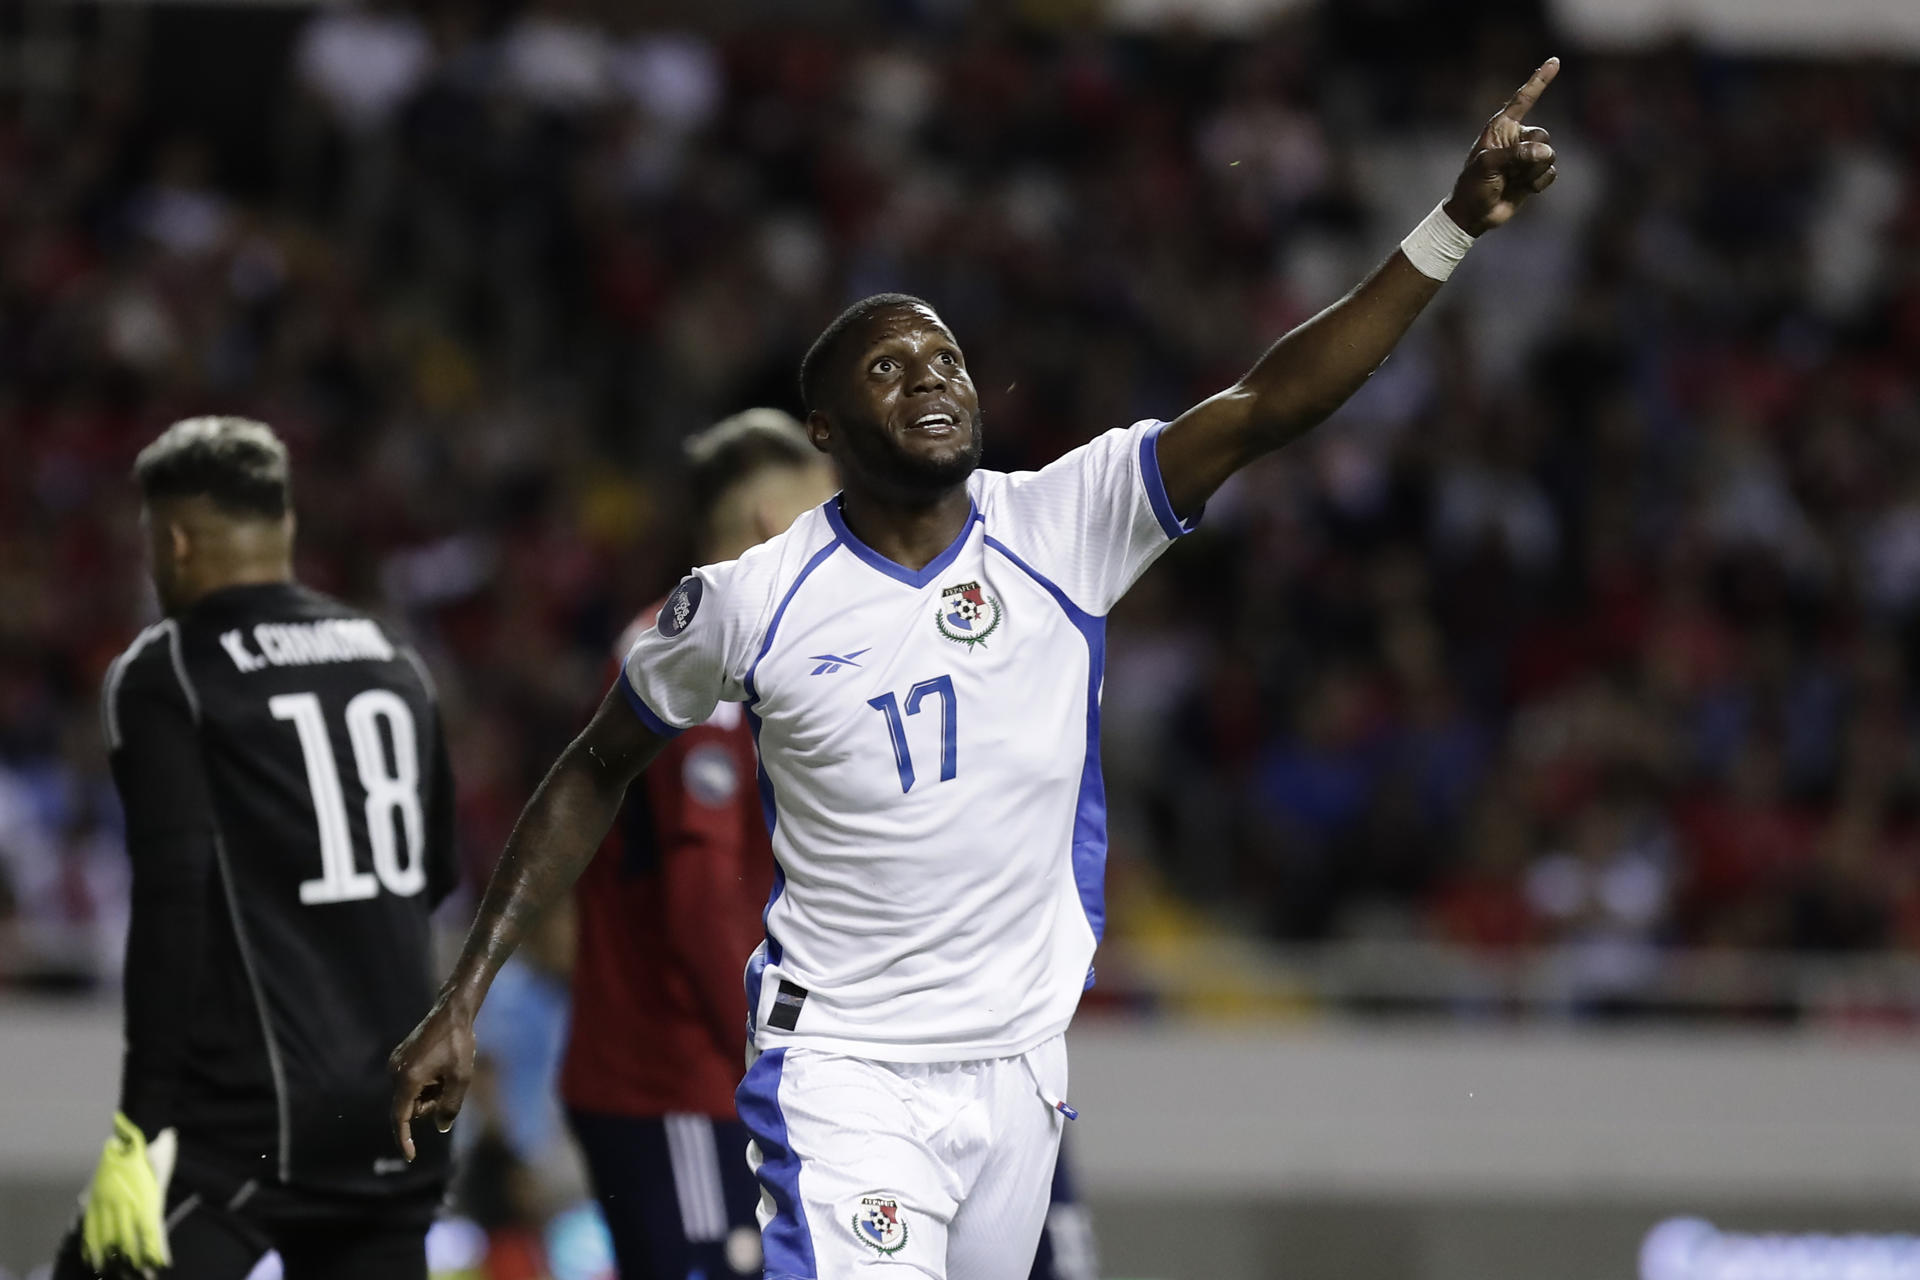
left=851, top=1195, right=910, bottom=1255
left=935, top=580, right=1001, bottom=649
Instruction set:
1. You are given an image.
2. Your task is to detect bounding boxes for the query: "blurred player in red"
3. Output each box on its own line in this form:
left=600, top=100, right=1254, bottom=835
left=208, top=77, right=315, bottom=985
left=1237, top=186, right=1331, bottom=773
left=561, top=410, right=836, bottom=1279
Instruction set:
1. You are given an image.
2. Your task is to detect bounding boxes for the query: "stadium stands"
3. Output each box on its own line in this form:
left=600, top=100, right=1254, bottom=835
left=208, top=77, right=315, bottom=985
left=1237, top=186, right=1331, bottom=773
left=2, top=5, right=1918, bottom=1017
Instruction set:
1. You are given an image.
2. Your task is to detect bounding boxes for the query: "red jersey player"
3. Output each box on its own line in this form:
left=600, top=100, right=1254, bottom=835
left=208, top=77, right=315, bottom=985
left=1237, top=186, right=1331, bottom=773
left=561, top=410, right=836, bottom=1279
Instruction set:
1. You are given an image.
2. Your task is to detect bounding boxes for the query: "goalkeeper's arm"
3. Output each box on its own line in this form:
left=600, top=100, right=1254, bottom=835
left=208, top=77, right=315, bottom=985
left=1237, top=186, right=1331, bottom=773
left=87, top=657, right=219, bottom=1270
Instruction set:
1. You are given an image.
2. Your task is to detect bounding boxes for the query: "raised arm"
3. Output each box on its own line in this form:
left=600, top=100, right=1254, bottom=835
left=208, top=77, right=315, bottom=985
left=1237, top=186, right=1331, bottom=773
left=1156, top=58, right=1561, bottom=516
left=388, top=682, right=669, bottom=1159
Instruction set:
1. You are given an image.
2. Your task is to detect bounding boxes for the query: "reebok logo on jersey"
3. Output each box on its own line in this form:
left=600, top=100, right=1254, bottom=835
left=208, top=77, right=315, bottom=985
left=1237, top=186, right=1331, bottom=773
left=658, top=577, right=702, bottom=638
left=935, top=581, right=1001, bottom=649
left=808, top=648, right=869, bottom=675
left=851, top=1196, right=909, bottom=1255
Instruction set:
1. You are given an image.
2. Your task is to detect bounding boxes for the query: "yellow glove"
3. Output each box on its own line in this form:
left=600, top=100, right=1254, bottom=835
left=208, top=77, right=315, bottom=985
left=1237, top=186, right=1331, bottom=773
left=80, top=1112, right=176, bottom=1276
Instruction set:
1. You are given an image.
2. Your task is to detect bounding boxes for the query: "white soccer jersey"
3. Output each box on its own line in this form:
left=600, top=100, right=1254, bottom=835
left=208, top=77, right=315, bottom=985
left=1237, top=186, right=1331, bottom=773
left=621, top=418, right=1196, bottom=1062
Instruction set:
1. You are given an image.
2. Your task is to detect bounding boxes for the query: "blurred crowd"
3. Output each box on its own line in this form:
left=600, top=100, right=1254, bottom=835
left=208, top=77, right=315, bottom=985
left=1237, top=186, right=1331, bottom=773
left=4, top=0, right=1920, bottom=1027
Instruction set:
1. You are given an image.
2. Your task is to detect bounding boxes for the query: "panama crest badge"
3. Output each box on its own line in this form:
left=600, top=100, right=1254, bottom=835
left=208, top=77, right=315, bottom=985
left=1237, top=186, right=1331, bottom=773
left=935, top=580, right=1002, bottom=649
left=851, top=1195, right=910, bottom=1255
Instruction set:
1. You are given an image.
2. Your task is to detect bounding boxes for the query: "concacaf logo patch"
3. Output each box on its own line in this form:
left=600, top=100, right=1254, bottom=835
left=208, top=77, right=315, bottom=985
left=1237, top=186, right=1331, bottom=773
left=934, top=580, right=1001, bottom=649
left=851, top=1195, right=910, bottom=1255
left=658, top=576, right=702, bottom=638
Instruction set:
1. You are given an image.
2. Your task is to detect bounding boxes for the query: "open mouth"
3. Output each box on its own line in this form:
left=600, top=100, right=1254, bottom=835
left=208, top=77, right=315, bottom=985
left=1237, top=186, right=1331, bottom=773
left=908, top=411, right=960, bottom=433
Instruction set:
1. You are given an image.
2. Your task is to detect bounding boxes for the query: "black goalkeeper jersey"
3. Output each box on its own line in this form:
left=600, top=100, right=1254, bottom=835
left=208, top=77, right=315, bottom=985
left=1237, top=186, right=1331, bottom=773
left=101, top=582, right=455, bottom=1198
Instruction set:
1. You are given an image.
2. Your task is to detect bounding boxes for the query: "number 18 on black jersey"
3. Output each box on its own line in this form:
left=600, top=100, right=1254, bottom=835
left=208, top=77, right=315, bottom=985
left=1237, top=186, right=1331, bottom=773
left=101, top=582, right=457, bottom=1196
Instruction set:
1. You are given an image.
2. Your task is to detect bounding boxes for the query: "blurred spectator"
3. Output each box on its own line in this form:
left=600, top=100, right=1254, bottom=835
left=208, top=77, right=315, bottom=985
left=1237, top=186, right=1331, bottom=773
left=1525, top=784, right=1678, bottom=1009
left=294, top=1, right=435, bottom=135
left=502, top=0, right=613, bottom=113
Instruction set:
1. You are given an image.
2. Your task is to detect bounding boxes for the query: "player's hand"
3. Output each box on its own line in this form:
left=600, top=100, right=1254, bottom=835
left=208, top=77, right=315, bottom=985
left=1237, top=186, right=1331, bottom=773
left=80, top=1112, right=176, bottom=1277
left=387, top=992, right=477, bottom=1162
left=1443, top=57, right=1561, bottom=236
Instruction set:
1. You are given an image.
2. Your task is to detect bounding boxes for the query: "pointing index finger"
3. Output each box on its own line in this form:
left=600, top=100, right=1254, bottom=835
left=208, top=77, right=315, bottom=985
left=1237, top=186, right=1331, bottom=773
left=1499, top=57, right=1560, bottom=123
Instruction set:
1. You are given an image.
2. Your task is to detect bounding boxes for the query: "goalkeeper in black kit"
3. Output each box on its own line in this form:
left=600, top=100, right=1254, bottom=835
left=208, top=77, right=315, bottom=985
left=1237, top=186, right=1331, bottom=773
left=54, top=416, right=458, bottom=1280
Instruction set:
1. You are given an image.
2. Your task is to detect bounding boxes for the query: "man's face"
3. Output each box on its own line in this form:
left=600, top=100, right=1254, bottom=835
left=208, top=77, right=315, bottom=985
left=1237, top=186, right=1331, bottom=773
left=814, top=304, right=983, bottom=503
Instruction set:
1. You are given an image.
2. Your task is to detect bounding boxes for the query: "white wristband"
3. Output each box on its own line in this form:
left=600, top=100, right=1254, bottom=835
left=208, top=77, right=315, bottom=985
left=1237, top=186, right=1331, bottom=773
left=1399, top=202, right=1476, bottom=282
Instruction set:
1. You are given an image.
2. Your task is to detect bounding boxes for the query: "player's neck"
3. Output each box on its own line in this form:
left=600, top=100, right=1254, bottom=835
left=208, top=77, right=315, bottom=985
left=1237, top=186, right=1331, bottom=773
left=172, top=549, right=296, bottom=613
left=835, top=485, right=973, bottom=573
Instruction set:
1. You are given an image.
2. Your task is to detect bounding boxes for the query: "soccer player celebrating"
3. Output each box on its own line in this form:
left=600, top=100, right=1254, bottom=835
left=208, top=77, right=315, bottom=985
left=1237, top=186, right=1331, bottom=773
left=561, top=410, right=835, bottom=1279
left=393, top=60, right=1561, bottom=1277
left=60, top=417, right=457, bottom=1280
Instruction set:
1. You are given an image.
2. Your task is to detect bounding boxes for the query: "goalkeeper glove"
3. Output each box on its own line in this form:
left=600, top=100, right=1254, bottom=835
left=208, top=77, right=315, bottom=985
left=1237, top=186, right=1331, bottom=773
left=80, top=1112, right=176, bottom=1277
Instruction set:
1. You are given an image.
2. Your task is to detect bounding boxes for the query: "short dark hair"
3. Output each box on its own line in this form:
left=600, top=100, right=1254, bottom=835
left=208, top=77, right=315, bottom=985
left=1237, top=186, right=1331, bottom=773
left=798, top=292, right=935, bottom=412
left=133, top=416, right=291, bottom=519
left=683, top=408, right=820, bottom=517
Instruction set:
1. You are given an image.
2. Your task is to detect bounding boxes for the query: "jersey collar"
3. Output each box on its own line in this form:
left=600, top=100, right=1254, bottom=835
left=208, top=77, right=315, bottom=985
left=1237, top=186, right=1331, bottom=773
left=823, top=495, right=982, bottom=590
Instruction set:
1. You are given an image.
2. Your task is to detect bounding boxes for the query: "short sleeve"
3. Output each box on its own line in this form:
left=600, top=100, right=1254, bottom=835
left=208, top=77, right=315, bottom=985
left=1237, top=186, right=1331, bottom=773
left=983, top=418, right=1199, bottom=616
left=619, top=564, right=750, bottom=736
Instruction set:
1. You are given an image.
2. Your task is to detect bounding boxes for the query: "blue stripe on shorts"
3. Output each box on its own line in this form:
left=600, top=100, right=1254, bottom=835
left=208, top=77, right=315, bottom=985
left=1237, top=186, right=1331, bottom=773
left=735, top=1048, right=815, bottom=1278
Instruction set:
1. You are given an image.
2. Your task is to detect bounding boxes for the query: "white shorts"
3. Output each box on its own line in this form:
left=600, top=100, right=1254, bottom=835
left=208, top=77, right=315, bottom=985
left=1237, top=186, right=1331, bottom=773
left=735, top=1036, right=1070, bottom=1279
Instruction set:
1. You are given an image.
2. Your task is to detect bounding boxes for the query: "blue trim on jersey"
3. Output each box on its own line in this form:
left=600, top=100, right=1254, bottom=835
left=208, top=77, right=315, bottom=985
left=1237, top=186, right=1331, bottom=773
left=983, top=536, right=1110, bottom=951
left=1139, top=421, right=1202, bottom=541
left=744, top=943, right=768, bottom=1041
left=746, top=707, right=778, bottom=837
left=761, top=860, right=786, bottom=967
left=823, top=494, right=982, bottom=589
left=747, top=706, right=786, bottom=967
left=744, top=536, right=844, bottom=979
left=736, top=1049, right=815, bottom=1278
left=618, top=670, right=685, bottom=739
